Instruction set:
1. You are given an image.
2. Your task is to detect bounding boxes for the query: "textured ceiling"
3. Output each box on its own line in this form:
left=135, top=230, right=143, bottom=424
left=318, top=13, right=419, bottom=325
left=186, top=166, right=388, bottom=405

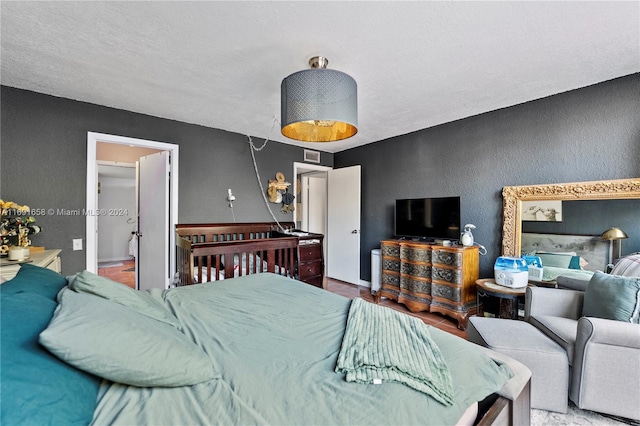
left=2, top=1, right=638, bottom=153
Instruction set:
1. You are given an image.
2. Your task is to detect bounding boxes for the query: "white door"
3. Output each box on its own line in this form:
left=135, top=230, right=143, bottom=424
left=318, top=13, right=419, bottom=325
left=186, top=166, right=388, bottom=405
left=327, top=165, right=361, bottom=284
left=137, top=151, right=170, bottom=291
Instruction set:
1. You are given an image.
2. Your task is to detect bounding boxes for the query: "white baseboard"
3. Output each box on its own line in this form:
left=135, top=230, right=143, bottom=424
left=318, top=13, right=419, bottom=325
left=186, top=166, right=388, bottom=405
left=359, top=279, right=371, bottom=288
left=98, top=256, right=133, bottom=263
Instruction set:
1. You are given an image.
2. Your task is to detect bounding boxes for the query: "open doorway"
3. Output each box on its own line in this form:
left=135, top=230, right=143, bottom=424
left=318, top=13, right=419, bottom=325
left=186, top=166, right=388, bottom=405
left=86, top=132, right=179, bottom=290
left=293, top=162, right=332, bottom=235
left=96, top=162, right=137, bottom=288
left=293, top=162, right=363, bottom=286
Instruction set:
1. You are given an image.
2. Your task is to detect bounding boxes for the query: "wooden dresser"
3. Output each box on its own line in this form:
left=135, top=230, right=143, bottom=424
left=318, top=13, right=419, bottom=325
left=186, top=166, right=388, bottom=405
left=272, top=231, right=324, bottom=288
left=0, top=249, right=62, bottom=282
left=297, top=234, right=324, bottom=288
left=376, top=240, right=478, bottom=329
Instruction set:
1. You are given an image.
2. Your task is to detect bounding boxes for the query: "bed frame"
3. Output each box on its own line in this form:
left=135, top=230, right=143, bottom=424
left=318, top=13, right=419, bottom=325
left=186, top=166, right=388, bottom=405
left=175, top=222, right=298, bottom=285
left=477, top=386, right=531, bottom=426
left=174, top=223, right=531, bottom=425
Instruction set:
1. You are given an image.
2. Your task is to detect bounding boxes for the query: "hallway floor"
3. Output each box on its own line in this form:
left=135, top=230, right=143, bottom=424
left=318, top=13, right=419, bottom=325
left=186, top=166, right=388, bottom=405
left=98, top=259, right=136, bottom=289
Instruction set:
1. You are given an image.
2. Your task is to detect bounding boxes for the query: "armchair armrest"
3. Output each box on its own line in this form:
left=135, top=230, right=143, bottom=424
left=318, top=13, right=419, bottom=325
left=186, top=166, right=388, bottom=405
left=556, top=275, right=589, bottom=291
left=525, top=287, right=584, bottom=321
left=571, top=317, right=640, bottom=418
left=577, top=317, right=640, bottom=349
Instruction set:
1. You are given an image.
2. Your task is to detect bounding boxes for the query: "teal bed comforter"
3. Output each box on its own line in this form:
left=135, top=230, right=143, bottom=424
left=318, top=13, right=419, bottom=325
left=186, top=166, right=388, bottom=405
left=88, top=274, right=512, bottom=426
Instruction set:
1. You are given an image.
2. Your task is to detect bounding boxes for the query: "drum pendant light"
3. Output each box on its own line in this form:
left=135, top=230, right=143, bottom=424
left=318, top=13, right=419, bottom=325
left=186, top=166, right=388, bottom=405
left=281, top=56, right=357, bottom=142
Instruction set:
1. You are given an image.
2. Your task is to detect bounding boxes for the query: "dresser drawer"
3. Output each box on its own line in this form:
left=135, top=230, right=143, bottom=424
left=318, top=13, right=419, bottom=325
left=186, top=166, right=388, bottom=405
left=381, top=243, right=400, bottom=258
left=400, top=262, right=432, bottom=279
left=302, top=275, right=324, bottom=288
left=432, top=266, right=463, bottom=285
left=431, top=282, right=462, bottom=301
left=432, top=249, right=463, bottom=267
left=299, top=261, right=322, bottom=279
left=400, top=245, right=432, bottom=263
left=299, top=244, right=322, bottom=261
left=382, top=258, right=400, bottom=273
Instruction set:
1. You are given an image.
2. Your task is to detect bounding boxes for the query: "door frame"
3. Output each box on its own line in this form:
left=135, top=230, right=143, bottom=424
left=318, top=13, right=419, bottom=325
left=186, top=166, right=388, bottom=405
left=86, top=132, right=179, bottom=287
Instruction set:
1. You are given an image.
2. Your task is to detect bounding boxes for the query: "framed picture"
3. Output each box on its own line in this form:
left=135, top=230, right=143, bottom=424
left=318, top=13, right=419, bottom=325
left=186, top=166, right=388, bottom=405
left=303, top=149, right=320, bottom=163
left=521, top=200, right=563, bottom=222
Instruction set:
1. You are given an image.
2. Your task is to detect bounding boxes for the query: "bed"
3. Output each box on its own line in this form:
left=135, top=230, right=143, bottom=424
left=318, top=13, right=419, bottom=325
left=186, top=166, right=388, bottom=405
left=175, top=222, right=299, bottom=285
left=520, top=232, right=608, bottom=282
left=1, top=263, right=531, bottom=425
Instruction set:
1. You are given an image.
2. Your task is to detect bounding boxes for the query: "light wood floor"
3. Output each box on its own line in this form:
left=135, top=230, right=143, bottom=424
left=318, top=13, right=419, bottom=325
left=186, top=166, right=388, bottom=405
left=97, top=264, right=467, bottom=339
left=324, top=279, right=467, bottom=339
left=98, top=259, right=136, bottom=289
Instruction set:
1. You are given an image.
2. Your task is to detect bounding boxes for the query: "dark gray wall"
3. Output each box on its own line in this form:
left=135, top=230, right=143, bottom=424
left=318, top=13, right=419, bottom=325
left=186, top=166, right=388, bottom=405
left=1, top=86, right=333, bottom=274
left=4, top=74, right=639, bottom=279
left=335, top=74, right=640, bottom=279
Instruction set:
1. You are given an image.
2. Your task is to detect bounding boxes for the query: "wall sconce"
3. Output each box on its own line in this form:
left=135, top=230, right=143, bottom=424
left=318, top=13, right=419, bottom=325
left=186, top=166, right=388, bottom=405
left=601, top=227, right=628, bottom=265
left=281, top=56, right=358, bottom=142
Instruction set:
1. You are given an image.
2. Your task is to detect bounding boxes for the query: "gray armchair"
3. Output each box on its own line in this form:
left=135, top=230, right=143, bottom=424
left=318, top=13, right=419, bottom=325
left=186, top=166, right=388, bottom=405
left=525, top=285, right=640, bottom=421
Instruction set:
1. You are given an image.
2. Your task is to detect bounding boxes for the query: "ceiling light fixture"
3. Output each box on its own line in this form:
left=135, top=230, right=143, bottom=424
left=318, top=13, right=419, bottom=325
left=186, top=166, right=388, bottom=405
left=281, top=56, right=357, bottom=142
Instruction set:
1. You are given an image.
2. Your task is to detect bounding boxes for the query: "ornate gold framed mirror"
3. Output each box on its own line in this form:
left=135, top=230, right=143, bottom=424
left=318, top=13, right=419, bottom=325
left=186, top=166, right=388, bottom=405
left=502, top=178, right=640, bottom=256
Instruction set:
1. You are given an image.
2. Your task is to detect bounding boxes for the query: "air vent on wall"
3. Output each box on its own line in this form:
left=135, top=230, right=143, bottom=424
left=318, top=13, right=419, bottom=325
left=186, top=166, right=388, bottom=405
left=304, top=149, right=320, bottom=163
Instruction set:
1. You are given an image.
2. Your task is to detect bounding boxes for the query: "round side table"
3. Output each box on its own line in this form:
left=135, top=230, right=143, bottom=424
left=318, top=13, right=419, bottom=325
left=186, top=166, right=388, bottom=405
left=475, top=278, right=526, bottom=320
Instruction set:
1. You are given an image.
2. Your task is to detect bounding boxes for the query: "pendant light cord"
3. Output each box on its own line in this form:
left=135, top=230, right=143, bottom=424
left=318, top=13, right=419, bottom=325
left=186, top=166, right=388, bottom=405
left=247, top=117, right=286, bottom=233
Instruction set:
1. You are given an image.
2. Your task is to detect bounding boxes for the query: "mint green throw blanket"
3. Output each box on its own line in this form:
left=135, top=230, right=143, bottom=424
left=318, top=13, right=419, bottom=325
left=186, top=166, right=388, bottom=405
left=336, top=298, right=454, bottom=405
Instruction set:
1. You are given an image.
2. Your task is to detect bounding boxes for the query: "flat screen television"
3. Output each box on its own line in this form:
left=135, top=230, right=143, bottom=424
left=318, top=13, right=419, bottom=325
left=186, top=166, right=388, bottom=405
left=395, top=197, right=461, bottom=240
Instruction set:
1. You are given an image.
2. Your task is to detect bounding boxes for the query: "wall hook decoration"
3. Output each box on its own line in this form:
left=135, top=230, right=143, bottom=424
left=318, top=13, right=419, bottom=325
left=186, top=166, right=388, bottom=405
left=267, top=172, right=291, bottom=203
left=281, top=188, right=295, bottom=213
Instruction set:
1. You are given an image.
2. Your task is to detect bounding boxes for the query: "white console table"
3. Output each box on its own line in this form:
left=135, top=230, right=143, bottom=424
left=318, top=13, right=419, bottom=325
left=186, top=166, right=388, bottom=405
left=0, top=249, right=62, bottom=282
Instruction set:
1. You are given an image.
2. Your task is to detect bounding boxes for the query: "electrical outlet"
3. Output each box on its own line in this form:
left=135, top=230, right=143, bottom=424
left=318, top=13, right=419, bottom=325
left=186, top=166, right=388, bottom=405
left=72, top=238, right=83, bottom=251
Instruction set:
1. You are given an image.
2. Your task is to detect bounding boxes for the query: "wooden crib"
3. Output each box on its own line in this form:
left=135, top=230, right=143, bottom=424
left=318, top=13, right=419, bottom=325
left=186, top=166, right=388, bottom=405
left=175, top=222, right=299, bottom=285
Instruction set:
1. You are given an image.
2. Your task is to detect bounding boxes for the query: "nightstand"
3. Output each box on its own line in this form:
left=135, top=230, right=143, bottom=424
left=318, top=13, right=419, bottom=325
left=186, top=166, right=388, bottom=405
left=0, top=249, right=62, bottom=282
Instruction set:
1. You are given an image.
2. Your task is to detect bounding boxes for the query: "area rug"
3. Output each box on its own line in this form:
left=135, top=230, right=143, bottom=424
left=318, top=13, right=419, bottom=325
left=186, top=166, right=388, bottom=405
left=532, top=402, right=636, bottom=426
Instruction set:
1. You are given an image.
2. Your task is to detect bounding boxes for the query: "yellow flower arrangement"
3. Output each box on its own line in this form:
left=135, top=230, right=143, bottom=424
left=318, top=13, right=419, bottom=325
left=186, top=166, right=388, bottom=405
left=0, top=200, right=41, bottom=252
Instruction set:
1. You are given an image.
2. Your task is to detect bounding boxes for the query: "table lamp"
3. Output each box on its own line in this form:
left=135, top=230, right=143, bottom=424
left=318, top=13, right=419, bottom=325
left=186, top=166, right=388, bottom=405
left=601, top=227, right=628, bottom=264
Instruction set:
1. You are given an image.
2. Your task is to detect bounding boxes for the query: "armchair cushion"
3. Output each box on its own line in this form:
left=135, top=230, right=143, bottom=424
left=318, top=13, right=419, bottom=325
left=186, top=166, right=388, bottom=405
left=582, top=271, right=640, bottom=324
left=610, top=253, right=640, bottom=277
